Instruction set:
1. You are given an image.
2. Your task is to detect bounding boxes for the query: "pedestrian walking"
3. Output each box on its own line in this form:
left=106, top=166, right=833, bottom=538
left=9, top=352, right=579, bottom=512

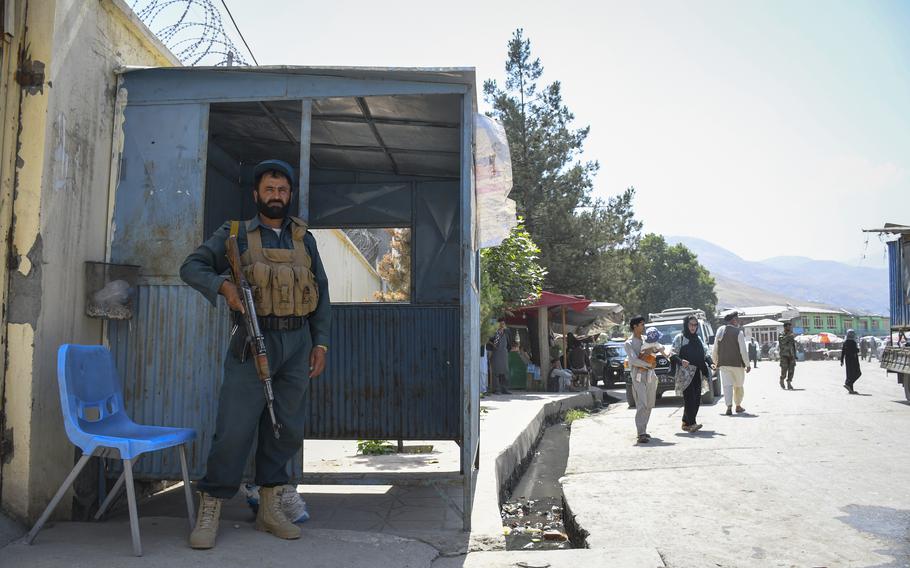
left=712, top=311, right=751, bottom=416
left=778, top=322, right=797, bottom=390
left=671, top=315, right=716, bottom=432
left=859, top=338, right=868, bottom=361
left=748, top=338, right=759, bottom=368
left=841, top=329, right=862, bottom=394
left=624, top=315, right=658, bottom=443
left=486, top=319, right=513, bottom=395
left=180, top=159, right=331, bottom=549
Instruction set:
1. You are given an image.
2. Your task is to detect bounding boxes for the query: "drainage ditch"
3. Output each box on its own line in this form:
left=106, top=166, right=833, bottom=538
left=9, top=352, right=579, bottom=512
left=499, top=404, right=601, bottom=550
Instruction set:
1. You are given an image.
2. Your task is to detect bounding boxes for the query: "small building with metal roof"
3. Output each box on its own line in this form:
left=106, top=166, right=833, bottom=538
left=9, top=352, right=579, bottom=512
left=105, top=65, right=482, bottom=527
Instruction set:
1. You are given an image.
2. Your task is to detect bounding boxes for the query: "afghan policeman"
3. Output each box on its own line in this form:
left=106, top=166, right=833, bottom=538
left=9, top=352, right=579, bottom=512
left=180, top=159, right=331, bottom=549
left=778, top=321, right=797, bottom=390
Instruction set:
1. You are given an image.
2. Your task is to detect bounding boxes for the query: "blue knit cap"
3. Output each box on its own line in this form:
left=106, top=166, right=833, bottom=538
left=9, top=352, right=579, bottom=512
left=253, top=159, right=296, bottom=189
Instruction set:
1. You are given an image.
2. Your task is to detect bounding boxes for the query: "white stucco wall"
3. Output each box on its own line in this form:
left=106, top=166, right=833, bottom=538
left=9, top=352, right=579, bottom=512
left=310, top=229, right=383, bottom=303
left=0, top=0, right=178, bottom=523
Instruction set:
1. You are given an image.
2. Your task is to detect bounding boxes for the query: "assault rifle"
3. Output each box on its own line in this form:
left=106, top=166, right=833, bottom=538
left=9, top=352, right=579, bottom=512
left=225, top=234, right=281, bottom=439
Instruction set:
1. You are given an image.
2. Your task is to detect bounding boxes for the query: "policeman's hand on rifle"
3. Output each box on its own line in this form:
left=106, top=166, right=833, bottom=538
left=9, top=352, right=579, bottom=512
left=310, top=346, right=326, bottom=378
left=218, top=280, right=245, bottom=313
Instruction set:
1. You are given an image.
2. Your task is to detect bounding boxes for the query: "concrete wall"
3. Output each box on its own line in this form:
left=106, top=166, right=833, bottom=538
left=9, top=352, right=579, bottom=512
left=0, top=0, right=177, bottom=523
left=311, top=229, right=383, bottom=303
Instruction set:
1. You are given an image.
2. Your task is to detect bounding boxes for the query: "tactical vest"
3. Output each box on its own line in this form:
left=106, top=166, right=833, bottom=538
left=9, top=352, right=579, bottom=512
left=717, top=325, right=746, bottom=367
left=229, top=217, right=318, bottom=317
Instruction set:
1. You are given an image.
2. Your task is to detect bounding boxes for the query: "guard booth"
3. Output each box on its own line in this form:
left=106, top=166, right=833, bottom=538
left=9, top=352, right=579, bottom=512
left=104, top=67, right=481, bottom=527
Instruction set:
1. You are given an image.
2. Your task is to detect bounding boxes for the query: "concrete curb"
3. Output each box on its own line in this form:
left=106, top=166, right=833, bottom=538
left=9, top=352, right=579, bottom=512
left=467, top=390, right=599, bottom=551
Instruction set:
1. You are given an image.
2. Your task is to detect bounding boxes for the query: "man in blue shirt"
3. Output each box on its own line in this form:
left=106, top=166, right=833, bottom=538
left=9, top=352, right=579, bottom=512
left=180, top=159, right=331, bottom=549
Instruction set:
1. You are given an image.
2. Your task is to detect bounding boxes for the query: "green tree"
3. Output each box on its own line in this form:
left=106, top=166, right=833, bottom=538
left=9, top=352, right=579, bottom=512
left=484, top=29, right=642, bottom=304
left=629, top=234, right=717, bottom=318
left=479, top=221, right=546, bottom=340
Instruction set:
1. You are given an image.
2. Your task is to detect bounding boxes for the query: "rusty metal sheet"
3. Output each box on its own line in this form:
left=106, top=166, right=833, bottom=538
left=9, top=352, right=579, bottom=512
left=110, top=103, right=208, bottom=276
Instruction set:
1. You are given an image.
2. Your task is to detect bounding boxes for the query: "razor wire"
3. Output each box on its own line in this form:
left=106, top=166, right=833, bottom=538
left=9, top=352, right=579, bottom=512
left=131, top=0, right=254, bottom=66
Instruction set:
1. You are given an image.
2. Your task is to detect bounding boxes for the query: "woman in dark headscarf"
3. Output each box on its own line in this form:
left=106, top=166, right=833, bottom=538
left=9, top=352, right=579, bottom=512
left=841, top=329, right=862, bottom=394
left=670, top=315, right=715, bottom=432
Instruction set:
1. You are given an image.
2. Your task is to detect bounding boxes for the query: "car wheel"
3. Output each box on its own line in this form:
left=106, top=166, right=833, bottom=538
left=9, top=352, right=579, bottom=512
left=626, top=381, right=636, bottom=408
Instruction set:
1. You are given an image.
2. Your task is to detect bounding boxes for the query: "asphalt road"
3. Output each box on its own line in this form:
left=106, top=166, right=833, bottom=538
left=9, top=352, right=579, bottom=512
left=563, top=358, right=910, bottom=568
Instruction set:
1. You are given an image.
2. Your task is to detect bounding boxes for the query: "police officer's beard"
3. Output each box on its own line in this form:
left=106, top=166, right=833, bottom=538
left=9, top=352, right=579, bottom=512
left=256, top=198, right=290, bottom=220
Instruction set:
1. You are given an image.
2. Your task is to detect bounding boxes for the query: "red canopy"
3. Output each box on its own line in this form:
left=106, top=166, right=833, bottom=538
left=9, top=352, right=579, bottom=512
left=504, top=291, right=592, bottom=325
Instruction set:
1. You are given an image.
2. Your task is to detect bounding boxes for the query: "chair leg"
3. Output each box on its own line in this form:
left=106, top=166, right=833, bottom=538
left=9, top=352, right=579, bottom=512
left=122, top=458, right=142, bottom=557
left=27, top=454, right=92, bottom=544
left=93, top=469, right=127, bottom=520
left=178, top=444, right=195, bottom=528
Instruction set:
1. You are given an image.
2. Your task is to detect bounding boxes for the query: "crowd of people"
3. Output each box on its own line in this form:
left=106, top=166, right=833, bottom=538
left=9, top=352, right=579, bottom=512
left=623, top=311, right=872, bottom=443
left=483, top=310, right=875, bottom=443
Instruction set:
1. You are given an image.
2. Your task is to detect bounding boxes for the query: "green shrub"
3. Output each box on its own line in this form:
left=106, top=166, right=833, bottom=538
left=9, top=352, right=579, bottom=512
left=564, top=408, right=590, bottom=425
left=357, top=439, right=394, bottom=455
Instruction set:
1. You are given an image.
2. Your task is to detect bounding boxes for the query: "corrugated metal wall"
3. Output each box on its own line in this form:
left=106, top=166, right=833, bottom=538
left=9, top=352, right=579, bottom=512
left=110, top=293, right=460, bottom=479
left=307, top=305, right=460, bottom=440
left=109, top=285, right=230, bottom=479
left=890, top=239, right=910, bottom=330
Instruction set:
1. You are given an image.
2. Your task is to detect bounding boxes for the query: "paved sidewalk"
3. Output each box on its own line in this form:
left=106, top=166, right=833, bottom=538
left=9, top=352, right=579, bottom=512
left=1, top=391, right=597, bottom=567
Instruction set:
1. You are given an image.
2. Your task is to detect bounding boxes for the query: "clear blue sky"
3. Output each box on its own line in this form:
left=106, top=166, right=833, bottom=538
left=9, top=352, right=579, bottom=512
left=195, top=0, right=908, bottom=265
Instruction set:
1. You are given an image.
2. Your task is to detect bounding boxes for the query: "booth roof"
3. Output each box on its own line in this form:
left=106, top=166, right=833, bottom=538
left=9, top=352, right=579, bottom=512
left=117, top=66, right=477, bottom=179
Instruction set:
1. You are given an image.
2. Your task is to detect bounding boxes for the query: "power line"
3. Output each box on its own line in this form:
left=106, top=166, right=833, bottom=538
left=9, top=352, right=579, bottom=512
left=219, top=0, right=258, bottom=65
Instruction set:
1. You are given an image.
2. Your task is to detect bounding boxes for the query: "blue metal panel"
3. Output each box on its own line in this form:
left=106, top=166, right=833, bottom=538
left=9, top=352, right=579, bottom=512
left=121, top=69, right=468, bottom=106
left=111, top=103, right=208, bottom=275
left=309, top=183, right=412, bottom=227
left=109, top=285, right=230, bottom=479
left=307, top=305, right=461, bottom=439
left=460, top=93, right=479, bottom=529
left=890, top=239, right=910, bottom=330
left=414, top=181, right=461, bottom=304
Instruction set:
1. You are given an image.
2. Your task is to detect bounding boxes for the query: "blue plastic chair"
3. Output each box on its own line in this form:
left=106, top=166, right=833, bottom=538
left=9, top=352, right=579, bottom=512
left=27, top=344, right=197, bottom=556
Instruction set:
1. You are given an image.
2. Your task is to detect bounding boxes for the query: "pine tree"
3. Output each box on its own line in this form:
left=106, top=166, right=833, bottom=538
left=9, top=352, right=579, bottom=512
left=484, top=29, right=642, bottom=305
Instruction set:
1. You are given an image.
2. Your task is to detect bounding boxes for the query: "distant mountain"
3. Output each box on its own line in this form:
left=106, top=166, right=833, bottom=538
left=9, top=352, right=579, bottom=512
left=666, top=236, right=889, bottom=314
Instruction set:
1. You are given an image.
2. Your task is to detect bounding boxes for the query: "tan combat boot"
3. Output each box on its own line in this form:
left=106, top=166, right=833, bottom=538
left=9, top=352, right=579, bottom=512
left=189, top=492, right=222, bottom=549
left=255, top=485, right=301, bottom=539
